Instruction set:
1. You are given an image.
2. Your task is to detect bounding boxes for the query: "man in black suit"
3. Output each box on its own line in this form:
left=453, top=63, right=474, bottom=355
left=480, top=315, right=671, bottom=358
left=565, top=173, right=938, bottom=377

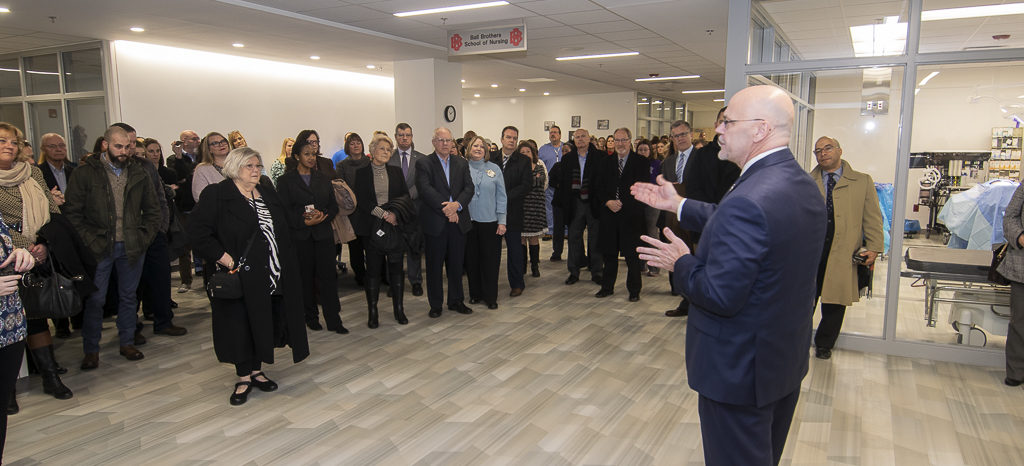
left=490, top=126, right=533, bottom=297
left=415, top=127, right=475, bottom=318
left=661, top=114, right=739, bottom=317
left=38, top=133, right=75, bottom=210
left=593, top=128, right=649, bottom=301
left=554, top=129, right=606, bottom=285
left=389, top=123, right=426, bottom=296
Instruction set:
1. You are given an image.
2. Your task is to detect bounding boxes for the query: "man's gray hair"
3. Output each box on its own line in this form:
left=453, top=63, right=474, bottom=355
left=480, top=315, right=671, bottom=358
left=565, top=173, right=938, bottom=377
left=222, top=147, right=263, bottom=180
left=613, top=127, right=632, bottom=140
left=670, top=120, right=692, bottom=131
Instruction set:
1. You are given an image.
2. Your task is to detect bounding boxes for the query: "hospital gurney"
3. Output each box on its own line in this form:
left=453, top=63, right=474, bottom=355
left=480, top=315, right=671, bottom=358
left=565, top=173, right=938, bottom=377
left=901, top=247, right=1010, bottom=346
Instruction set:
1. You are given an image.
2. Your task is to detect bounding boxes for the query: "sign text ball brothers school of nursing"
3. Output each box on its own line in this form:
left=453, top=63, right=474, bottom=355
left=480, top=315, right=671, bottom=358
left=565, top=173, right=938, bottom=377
left=448, top=26, right=527, bottom=56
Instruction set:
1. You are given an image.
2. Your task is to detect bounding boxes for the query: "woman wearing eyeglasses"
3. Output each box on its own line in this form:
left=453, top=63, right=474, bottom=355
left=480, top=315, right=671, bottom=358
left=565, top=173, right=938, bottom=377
left=191, top=132, right=231, bottom=203
left=276, top=139, right=348, bottom=333
left=189, top=147, right=309, bottom=406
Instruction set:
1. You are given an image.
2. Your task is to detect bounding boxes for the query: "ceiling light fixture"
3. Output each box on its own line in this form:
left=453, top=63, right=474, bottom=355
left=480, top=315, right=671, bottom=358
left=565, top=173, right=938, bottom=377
left=310, top=55, right=320, bottom=60
left=518, top=88, right=526, bottom=92
left=460, top=79, right=466, bottom=83
left=635, top=75, right=700, bottom=82
left=129, top=27, right=145, bottom=33
left=232, top=43, right=245, bottom=48
left=490, top=83, right=498, bottom=88
left=923, top=3, right=1024, bottom=21
left=0, top=7, right=9, bottom=13
left=681, top=89, right=725, bottom=94
left=849, top=22, right=906, bottom=57
left=543, top=92, right=550, bottom=96
left=918, top=71, right=939, bottom=86
left=556, top=51, right=639, bottom=61
left=394, top=1, right=509, bottom=17
left=473, top=93, right=481, bottom=98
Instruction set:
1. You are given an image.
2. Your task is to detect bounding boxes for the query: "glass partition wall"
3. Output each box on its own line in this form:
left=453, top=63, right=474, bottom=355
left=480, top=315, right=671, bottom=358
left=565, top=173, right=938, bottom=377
left=733, top=0, right=1024, bottom=365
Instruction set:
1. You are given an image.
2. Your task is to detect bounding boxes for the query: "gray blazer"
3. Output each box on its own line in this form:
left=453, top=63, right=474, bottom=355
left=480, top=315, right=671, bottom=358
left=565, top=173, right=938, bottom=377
left=389, top=148, right=426, bottom=200
left=999, top=183, right=1024, bottom=282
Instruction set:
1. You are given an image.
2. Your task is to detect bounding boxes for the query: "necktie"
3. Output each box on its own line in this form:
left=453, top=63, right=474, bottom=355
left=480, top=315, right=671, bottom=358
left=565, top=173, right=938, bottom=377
left=826, top=173, right=836, bottom=226
left=676, top=151, right=684, bottom=181
left=401, top=152, right=409, bottom=178
left=503, top=156, right=509, bottom=169
left=617, top=157, right=625, bottom=199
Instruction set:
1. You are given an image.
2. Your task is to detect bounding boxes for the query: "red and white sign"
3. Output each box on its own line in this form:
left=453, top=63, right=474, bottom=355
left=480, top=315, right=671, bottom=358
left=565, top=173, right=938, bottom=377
left=447, top=24, right=527, bottom=56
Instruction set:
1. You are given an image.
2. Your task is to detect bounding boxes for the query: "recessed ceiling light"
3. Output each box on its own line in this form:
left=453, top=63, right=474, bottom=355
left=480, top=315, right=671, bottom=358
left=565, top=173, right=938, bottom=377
left=309, top=55, right=320, bottom=60
left=543, top=92, right=550, bottom=96
left=518, top=88, right=526, bottom=92
left=461, top=79, right=466, bottom=83
left=473, top=93, right=481, bottom=98
left=635, top=75, right=700, bottom=82
left=681, top=89, right=725, bottom=94
left=394, top=1, right=509, bottom=17
left=0, top=7, right=10, bottom=13
left=232, top=43, right=245, bottom=48
left=555, top=51, right=639, bottom=61
left=490, top=83, right=498, bottom=88
left=366, top=64, right=376, bottom=69
left=923, top=3, right=1024, bottom=21
left=129, top=27, right=145, bottom=33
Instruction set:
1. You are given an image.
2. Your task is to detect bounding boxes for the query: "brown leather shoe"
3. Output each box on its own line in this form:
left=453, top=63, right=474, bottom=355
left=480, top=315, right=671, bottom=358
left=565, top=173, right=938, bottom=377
left=80, top=353, right=99, bottom=371
left=119, top=345, right=145, bottom=361
left=154, top=325, right=188, bottom=336
left=510, top=288, right=523, bottom=297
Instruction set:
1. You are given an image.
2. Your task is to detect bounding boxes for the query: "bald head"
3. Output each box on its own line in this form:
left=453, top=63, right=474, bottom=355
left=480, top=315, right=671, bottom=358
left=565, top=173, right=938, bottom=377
left=716, top=85, right=795, bottom=168
left=40, top=133, right=67, bottom=164
left=432, top=127, right=454, bottom=157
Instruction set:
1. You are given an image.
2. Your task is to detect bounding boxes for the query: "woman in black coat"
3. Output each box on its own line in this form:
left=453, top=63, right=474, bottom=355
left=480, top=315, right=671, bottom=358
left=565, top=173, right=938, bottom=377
left=352, top=135, right=413, bottom=329
left=188, top=147, right=309, bottom=406
left=276, top=139, right=348, bottom=334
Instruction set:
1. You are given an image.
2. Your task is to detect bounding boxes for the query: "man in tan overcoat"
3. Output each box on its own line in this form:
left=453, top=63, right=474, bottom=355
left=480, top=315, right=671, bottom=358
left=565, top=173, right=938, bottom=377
left=809, top=136, right=884, bottom=359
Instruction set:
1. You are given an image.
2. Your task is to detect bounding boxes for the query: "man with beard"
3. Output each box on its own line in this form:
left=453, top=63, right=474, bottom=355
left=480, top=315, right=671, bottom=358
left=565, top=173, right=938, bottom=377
left=64, top=126, right=161, bottom=370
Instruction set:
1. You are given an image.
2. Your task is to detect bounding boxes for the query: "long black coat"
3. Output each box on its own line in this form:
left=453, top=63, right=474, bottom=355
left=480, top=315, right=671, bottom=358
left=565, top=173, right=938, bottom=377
left=552, top=144, right=606, bottom=217
left=351, top=163, right=409, bottom=237
left=275, top=169, right=339, bottom=241
left=188, top=179, right=309, bottom=365
left=593, top=151, right=650, bottom=254
left=489, top=151, right=533, bottom=231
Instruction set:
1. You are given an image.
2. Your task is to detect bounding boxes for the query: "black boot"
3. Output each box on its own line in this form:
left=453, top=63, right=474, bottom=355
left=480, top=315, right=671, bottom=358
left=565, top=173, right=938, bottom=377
left=389, top=269, right=408, bottom=325
left=521, top=244, right=528, bottom=273
left=7, top=388, right=17, bottom=415
left=29, top=345, right=73, bottom=400
left=529, top=244, right=540, bottom=277
left=48, top=345, right=67, bottom=375
left=365, top=278, right=380, bottom=329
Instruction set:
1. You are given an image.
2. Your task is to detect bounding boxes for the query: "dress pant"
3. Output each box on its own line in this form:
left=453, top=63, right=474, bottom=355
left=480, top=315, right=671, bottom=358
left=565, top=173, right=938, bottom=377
left=0, top=340, right=25, bottom=461
left=424, top=222, right=466, bottom=310
left=698, top=388, right=800, bottom=466
left=466, top=221, right=501, bottom=306
left=177, top=211, right=193, bottom=286
left=139, top=231, right=175, bottom=332
left=642, top=205, right=661, bottom=272
left=365, top=242, right=404, bottom=295
left=1008, top=282, right=1024, bottom=381
left=225, top=296, right=280, bottom=377
left=82, top=242, right=145, bottom=353
left=502, top=226, right=526, bottom=290
left=602, top=253, right=643, bottom=295
left=405, top=223, right=424, bottom=286
left=813, top=225, right=845, bottom=350
left=545, top=186, right=555, bottom=232
left=600, top=216, right=642, bottom=294
left=348, top=236, right=366, bottom=283
left=295, top=237, right=342, bottom=329
left=551, top=204, right=566, bottom=257
left=567, top=197, right=602, bottom=277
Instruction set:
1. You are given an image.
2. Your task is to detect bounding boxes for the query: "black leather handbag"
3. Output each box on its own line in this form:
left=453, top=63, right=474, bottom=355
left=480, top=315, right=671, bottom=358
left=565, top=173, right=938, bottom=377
left=19, top=254, right=82, bottom=320
left=207, top=231, right=257, bottom=300
left=989, top=243, right=1011, bottom=286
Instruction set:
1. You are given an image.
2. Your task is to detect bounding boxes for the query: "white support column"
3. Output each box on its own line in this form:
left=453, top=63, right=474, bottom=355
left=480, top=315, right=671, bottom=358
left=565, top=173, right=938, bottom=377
left=393, top=58, right=462, bottom=151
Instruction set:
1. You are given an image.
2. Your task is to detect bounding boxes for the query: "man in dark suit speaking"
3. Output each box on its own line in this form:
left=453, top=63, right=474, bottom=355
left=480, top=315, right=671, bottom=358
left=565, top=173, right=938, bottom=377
left=632, top=85, right=825, bottom=465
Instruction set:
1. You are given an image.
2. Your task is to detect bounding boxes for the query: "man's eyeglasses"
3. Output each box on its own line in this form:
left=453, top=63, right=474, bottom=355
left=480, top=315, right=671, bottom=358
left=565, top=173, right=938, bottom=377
left=44, top=143, right=67, bottom=150
left=242, top=164, right=264, bottom=171
left=671, top=132, right=691, bottom=138
left=209, top=139, right=228, bottom=147
left=612, top=138, right=631, bottom=143
left=434, top=138, right=453, bottom=144
left=719, top=118, right=765, bottom=127
left=812, top=145, right=836, bottom=156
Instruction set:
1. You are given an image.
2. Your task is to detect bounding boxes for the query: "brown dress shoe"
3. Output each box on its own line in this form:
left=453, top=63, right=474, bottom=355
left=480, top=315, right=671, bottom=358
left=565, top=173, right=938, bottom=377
left=80, top=353, right=99, bottom=371
left=154, top=325, right=188, bottom=336
left=119, top=345, right=145, bottom=361
left=510, top=288, right=523, bottom=297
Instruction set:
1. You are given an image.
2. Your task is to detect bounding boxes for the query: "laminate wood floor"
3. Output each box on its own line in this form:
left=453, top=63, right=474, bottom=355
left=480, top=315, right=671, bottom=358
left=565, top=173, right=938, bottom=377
left=6, top=256, right=1023, bottom=465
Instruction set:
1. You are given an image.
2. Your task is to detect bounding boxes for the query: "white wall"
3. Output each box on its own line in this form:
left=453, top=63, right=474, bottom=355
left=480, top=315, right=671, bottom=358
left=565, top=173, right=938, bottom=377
left=112, top=41, right=395, bottom=159
left=462, top=91, right=637, bottom=145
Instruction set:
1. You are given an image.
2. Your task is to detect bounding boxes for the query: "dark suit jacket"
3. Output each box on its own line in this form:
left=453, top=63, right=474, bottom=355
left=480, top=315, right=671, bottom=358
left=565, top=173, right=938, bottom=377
left=275, top=169, right=339, bottom=241
left=594, top=151, right=650, bottom=253
left=688, top=137, right=739, bottom=204
left=674, top=149, right=825, bottom=408
left=351, top=164, right=409, bottom=237
left=38, top=161, right=76, bottom=193
left=552, top=144, right=605, bottom=216
left=489, top=151, right=533, bottom=231
left=415, top=153, right=474, bottom=235
left=169, top=153, right=197, bottom=211
left=389, top=148, right=426, bottom=201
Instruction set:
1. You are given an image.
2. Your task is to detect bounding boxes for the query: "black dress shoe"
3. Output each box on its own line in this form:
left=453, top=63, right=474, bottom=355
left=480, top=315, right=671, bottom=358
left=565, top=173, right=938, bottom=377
left=169, top=300, right=178, bottom=308
left=815, top=347, right=832, bottom=360
left=469, top=298, right=481, bottom=304
left=665, top=308, right=689, bottom=317
left=335, top=325, right=350, bottom=334
left=1005, top=377, right=1023, bottom=387
left=550, top=255, right=562, bottom=262
left=306, top=319, right=323, bottom=331
left=595, top=289, right=614, bottom=298
left=230, top=382, right=252, bottom=406
left=154, top=325, right=188, bottom=336
left=428, top=308, right=442, bottom=318
left=250, top=372, right=278, bottom=392
left=565, top=275, right=579, bottom=285
left=412, top=283, right=424, bottom=296
left=448, top=303, right=473, bottom=314
left=487, top=303, right=498, bottom=310
left=628, top=293, right=640, bottom=302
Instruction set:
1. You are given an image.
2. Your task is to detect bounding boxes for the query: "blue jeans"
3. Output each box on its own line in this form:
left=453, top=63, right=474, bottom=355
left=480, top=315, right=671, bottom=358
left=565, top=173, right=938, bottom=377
left=82, top=242, right=145, bottom=353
